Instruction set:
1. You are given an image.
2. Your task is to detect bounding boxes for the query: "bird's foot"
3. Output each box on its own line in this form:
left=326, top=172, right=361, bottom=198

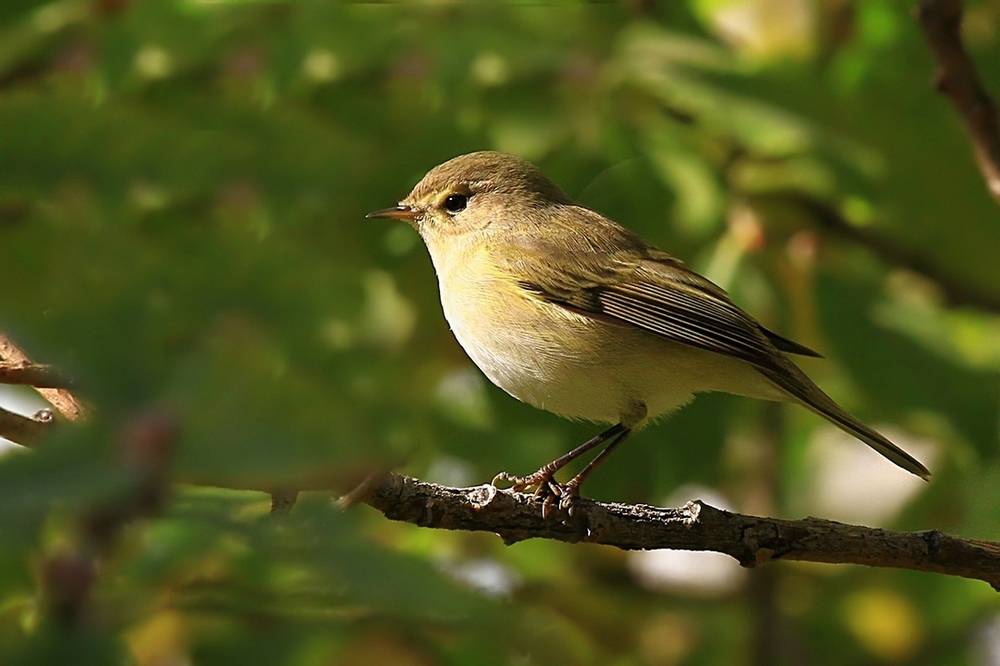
left=491, top=471, right=581, bottom=518
left=491, top=470, right=545, bottom=494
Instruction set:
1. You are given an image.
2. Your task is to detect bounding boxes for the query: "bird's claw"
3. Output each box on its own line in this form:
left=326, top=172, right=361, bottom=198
left=491, top=471, right=581, bottom=518
left=490, top=470, right=534, bottom=493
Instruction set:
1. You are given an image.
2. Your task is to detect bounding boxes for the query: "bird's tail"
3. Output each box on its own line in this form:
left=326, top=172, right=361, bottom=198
left=757, top=362, right=930, bottom=480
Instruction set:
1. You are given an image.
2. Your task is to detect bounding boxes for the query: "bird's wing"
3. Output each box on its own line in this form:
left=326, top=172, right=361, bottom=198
left=761, top=329, right=823, bottom=358
left=624, top=258, right=822, bottom=359
left=520, top=261, right=782, bottom=368
left=505, top=223, right=799, bottom=374
left=502, top=205, right=821, bottom=363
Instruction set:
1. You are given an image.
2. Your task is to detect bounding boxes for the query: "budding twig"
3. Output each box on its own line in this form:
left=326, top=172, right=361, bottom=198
left=918, top=0, right=1000, bottom=206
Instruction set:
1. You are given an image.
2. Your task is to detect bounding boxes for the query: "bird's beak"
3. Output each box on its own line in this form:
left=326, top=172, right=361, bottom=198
left=366, top=204, right=420, bottom=223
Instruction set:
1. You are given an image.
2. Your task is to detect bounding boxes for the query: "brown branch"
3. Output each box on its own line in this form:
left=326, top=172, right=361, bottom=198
left=363, top=472, right=1000, bottom=589
left=918, top=0, right=1000, bottom=205
left=0, top=360, right=72, bottom=388
left=0, top=405, right=54, bottom=445
left=0, top=334, right=87, bottom=420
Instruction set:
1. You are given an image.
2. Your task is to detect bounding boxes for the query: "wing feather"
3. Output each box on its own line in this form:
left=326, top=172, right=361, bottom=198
left=501, top=206, right=812, bottom=372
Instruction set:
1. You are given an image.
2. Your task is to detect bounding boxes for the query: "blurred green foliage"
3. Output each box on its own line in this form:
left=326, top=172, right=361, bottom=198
left=1, top=0, right=1000, bottom=664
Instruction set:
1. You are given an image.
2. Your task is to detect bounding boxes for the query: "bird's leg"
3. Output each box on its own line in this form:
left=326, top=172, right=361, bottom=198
left=492, top=423, right=627, bottom=498
left=558, top=427, right=632, bottom=507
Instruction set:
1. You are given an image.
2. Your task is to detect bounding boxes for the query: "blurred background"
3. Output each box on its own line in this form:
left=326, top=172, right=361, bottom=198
left=1, top=0, right=1000, bottom=664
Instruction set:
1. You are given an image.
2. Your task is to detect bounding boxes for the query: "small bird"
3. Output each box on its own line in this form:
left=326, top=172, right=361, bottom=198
left=369, top=151, right=929, bottom=505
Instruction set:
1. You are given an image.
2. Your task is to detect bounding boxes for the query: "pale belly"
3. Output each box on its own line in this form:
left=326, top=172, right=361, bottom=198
left=437, top=272, right=784, bottom=428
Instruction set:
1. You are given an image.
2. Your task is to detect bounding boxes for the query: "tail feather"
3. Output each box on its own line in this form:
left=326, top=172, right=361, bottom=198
left=757, top=362, right=930, bottom=480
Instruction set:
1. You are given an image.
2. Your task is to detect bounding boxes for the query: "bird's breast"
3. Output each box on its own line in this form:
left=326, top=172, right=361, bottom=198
left=435, top=253, right=581, bottom=403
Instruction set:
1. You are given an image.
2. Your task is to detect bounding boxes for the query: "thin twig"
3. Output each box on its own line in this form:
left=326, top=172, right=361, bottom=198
left=0, top=360, right=72, bottom=388
left=918, top=0, right=1000, bottom=205
left=364, top=472, right=1000, bottom=589
left=0, top=405, right=54, bottom=445
left=0, top=334, right=87, bottom=420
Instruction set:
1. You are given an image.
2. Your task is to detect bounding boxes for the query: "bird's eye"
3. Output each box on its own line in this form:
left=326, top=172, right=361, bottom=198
left=443, top=194, right=468, bottom=214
